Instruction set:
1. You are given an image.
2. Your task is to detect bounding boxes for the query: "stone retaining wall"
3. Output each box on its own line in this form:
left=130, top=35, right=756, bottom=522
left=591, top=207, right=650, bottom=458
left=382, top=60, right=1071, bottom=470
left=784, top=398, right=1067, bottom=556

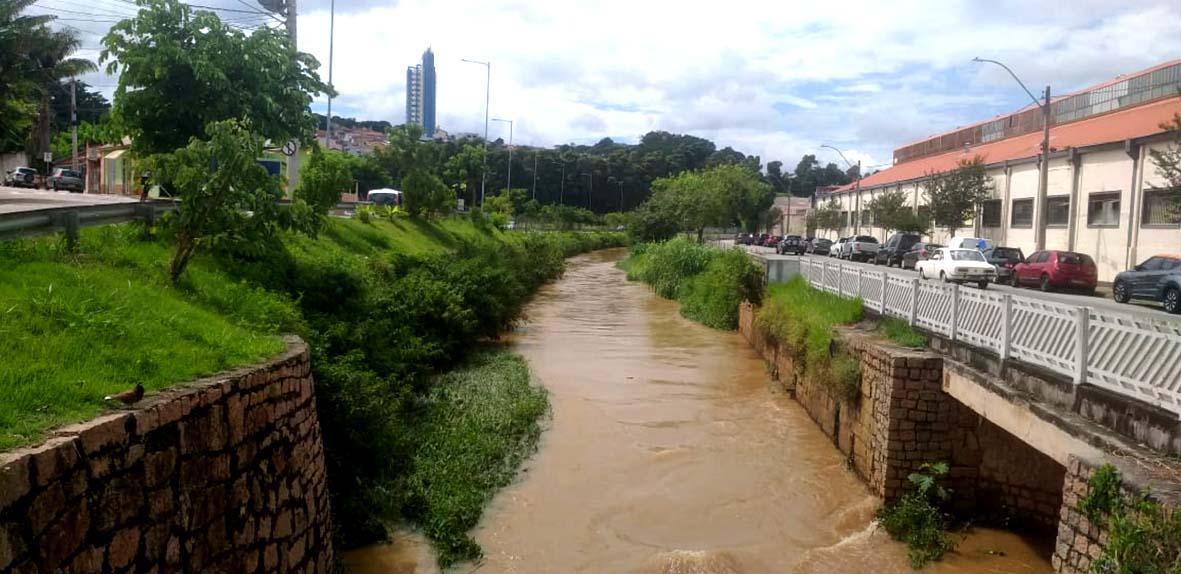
left=0, top=336, right=333, bottom=573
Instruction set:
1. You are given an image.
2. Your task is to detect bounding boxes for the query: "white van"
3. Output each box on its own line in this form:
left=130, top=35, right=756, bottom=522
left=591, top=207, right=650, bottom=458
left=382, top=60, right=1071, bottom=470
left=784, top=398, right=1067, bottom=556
left=947, top=236, right=994, bottom=252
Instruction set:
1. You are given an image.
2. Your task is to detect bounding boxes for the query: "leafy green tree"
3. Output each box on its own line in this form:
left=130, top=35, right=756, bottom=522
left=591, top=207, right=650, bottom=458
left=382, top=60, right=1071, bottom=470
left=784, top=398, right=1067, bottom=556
left=443, top=143, right=483, bottom=207
left=100, top=0, right=331, bottom=155
left=1148, top=114, right=1181, bottom=221
left=349, top=154, right=391, bottom=196
left=865, top=189, right=924, bottom=236
left=705, top=164, right=774, bottom=233
left=0, top=0, right=51, bottom=152
left=28, top=31, right=95, bottom=168
left=922, top=156, right=993, bottom=237
left=299, top=147, right=353, bottom=216
left=809, top=200, right=844, bottom=236
left=148, top=120, right=284, bottom=282
left=402, top=169, right=451, bottom=219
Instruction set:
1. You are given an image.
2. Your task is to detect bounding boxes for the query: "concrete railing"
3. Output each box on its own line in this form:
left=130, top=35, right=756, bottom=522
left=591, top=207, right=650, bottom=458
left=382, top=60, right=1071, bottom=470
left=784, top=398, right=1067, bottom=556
left=799, top=256, right=1181, bottom=415
left=0, top=200, right=176, bottom=246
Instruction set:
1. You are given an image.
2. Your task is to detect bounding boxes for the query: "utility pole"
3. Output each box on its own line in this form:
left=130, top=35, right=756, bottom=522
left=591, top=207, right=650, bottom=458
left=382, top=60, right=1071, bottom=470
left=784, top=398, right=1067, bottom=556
left=70, top=78, right=77, bottom=172
left=285, top=0, right=300, bottom=193
left=559, top=161, right=565, bottom=205
left=1035, top=85, right=1051, bottom=251
left=618, top=179, right=624, bottom=211
left=461, top=59, right=490, bottom=205
left=492, top=118, right=513, bottom=193
left=324, top=0, right=334, bottom=147
left=532, top=151, right=538, bottom=200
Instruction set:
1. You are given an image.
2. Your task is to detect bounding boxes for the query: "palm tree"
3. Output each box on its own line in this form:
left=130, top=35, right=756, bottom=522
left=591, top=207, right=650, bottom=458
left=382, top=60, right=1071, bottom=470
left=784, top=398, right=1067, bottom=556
left=29, top=29, right=96, bottom=169
left=0, top=0, right=54, bottom=152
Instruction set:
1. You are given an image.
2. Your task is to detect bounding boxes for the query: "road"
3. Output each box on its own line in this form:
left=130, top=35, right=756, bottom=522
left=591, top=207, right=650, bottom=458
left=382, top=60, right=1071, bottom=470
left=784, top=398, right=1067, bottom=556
left=0, top=187, right=138, bottom=215
left=730, top=242, right=1180, bottom=324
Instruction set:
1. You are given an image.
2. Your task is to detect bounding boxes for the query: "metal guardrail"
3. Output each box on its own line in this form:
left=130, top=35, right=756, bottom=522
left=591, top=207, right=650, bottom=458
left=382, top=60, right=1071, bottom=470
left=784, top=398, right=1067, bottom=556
left=798, top=256, right=1181, bottom=416
left=0, top=200, right=177, bottom=246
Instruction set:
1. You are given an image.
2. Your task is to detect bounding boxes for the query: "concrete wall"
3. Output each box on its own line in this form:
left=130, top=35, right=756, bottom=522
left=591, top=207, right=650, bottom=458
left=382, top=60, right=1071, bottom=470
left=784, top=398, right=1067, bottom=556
left=0, top=337, right=333, bottom=573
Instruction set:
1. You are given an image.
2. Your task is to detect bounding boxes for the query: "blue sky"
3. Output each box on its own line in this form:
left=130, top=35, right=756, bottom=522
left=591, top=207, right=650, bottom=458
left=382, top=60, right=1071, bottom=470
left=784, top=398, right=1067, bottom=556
left=42, top=0, right=1181, bottom=170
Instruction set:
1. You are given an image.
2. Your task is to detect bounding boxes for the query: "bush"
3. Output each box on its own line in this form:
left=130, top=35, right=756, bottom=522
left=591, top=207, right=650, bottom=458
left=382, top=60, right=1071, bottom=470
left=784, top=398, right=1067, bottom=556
left=626, top=237, right=716, bottom=298
left=1081, top=464, right=1181, bottom=574
left=879, top=316, right=928, bottom=348
left=677, top=249, right=763, bottom=329
left=878, top=462, right=955, bottom=568
left=756, top=277, right=863, bottom=397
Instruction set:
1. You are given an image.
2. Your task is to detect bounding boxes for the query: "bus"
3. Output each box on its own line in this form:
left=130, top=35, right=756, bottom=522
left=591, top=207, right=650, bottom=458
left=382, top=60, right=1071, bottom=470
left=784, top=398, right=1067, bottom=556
left=367, top=189, right=402, bottom=207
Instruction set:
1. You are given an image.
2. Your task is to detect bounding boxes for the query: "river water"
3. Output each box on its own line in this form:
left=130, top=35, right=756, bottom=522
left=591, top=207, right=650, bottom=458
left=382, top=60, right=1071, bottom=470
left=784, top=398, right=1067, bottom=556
left=345, top=249, right=1053, bottom=574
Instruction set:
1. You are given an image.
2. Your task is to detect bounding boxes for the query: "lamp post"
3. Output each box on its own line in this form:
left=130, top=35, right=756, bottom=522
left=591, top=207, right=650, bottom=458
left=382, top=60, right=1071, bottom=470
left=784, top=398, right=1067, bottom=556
left=821, top=144, right=861, bottom=234
left=973, top=57, right=1051, bottom=251
left=492, top=117, right=513, bottom=194
left=461, top=58, right=490, bottom=205
left=325, top=0, right=334, bottom=146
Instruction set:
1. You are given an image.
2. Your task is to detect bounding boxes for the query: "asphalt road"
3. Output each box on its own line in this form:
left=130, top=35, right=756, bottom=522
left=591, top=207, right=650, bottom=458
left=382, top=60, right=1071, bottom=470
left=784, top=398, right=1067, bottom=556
left=0, top=187, right=137, bottom=215
left=731, top=242, right=1180, bottom=324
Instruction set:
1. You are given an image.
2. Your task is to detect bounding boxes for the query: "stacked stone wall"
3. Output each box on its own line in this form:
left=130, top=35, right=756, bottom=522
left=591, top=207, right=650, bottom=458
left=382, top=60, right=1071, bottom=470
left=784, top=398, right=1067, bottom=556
left=0, top=336, right=333, bottom=573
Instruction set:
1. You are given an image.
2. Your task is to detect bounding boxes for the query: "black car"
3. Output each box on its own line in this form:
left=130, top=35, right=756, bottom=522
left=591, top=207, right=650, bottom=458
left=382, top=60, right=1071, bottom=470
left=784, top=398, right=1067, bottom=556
left=807, top=238, right=833, bottom=256
left=1112, top=255, right=1181, bottom=314
left=901, top=242, right=943, bottom=270
left=982, top=246, right=1025, bottom=283
left=736, top=233, right=756, bottom=245
left=874, top=233, right=922, bottom=267
left=776, top=235, right=803, bottom=254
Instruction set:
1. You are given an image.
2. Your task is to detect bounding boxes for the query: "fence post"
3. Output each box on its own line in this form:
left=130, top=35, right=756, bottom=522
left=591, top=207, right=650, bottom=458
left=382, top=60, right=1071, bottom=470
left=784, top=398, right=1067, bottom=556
left=879, top=271, right=887, bottom=312
left=1000, top=294, right=1012, bottom=361
left=950, top=284, right=960, bottom=341
left=857, top=268, right=864, bottom=300
left=909, top=278, right=919, bottom=326
left=822, top=260, right=828, bottom=290
left=1075, top=307, right=1089, bottom=385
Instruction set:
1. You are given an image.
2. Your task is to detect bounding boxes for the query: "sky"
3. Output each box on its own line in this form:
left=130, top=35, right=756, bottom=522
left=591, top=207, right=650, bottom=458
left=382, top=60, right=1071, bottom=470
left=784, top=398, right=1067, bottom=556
left=41, top=0, right=1181, bottom=171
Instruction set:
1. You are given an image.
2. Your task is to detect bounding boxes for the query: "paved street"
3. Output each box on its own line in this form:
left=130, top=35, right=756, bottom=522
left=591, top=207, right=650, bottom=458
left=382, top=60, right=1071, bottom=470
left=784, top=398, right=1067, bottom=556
left=732, top=242, right=1180, bottom=323
left=0, top=187, right=138, bottom=215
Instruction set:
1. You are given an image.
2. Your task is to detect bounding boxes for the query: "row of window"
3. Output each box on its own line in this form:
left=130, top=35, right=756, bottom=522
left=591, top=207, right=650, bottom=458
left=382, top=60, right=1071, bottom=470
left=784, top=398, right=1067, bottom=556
left=979, top=189, right=1180, bottom=229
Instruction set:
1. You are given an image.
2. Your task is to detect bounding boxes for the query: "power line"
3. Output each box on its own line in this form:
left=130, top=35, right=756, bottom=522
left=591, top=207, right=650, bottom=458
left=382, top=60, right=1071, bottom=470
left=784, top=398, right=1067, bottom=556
left=32, top=5, right=134, bottom=19
left=37, top=0, right=137, bottom=17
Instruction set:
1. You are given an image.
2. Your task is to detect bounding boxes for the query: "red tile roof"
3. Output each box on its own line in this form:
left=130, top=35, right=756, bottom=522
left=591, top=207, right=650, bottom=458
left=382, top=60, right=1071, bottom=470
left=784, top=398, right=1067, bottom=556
left=836, top=96, right=1181, bottom=193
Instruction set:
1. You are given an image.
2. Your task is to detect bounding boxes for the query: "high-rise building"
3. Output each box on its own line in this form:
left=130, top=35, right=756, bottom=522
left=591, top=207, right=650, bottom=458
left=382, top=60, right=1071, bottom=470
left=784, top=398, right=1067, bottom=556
left=405, top=48, right=437, bottom=137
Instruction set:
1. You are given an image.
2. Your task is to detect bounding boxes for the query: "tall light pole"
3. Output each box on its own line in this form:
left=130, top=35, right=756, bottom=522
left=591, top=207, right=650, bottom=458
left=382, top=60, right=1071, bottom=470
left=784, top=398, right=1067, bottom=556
left=973, top=57, right=1051, bottom=251
left=821, top=144, right=861, bottom=234
left=492, top=117, right=513, bottom=193
left=461, top=58, right=490, bottom=205
left=324, top=0, right=334, bottom=146
left=532, top=151, right=538, bottom=201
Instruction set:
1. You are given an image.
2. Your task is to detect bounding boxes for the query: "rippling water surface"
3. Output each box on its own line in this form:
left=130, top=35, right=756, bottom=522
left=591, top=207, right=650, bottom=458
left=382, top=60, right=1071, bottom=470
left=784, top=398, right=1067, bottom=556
left=346, top=249, right=1053, bottom=574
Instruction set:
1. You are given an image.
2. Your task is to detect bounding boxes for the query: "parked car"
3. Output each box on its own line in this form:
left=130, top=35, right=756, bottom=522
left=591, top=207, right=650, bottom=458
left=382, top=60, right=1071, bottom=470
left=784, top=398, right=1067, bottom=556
left=840, top=235, right=880, bottom=262
left=981, top=246, right=1025, bottom=283
left=776, top=235, right=802, bottom=254
left=915, top=248, right=996, bottom=289
left=947, top=236, right=995, bottom=252
left=763, top=234, right=782, bottom=248
left=875, top=233, right=922, bottom=267
left=901, top=242, right=943, bottom=270
left=3, top=167, right=38, bottom=188
left=807, top=238, right=833, bottom=256
left=830, top=237, right=848, bottom=257
left=48, top=168, right=84, bottom=192
left=1010, top=250, right=1098, bottom=293
left=1112, top=255, right=1181, bottom=314
left=736, top=233, right=756, bottom=245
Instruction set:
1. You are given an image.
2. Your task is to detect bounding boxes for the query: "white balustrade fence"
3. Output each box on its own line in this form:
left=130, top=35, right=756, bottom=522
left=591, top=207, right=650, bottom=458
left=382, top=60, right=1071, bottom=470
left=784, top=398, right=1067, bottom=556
left=799, top=256, right=1181, bottom=415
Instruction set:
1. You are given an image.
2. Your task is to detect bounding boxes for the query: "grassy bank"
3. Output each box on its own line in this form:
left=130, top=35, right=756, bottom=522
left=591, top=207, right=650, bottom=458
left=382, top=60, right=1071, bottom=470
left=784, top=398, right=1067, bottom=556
left=620, top=237, right=763, bottom=329
left=404, top=349, right=548, bottom=567
left=0, top=215, right=624, bottom=562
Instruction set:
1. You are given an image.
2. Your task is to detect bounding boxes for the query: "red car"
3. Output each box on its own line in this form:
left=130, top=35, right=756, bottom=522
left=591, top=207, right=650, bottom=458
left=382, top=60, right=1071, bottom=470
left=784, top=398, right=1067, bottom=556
left=763, top=235, right=781, bottom=247
left=1010, top=250, right=1098, bottom=294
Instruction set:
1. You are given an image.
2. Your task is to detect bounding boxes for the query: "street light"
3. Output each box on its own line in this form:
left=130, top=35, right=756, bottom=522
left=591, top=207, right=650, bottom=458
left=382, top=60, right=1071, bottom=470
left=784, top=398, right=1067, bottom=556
left=973, top=57, right=1052, bottom=251
left=492, top=117, right=513, bottom=194
left=461, top=58, right=490, bottom=205
left=821, top=144, right=862, bottom=234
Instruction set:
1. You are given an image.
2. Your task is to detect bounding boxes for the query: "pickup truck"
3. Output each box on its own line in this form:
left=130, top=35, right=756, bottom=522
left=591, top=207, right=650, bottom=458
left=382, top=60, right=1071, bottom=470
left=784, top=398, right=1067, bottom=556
left=840, top=235, right=880, bottom=262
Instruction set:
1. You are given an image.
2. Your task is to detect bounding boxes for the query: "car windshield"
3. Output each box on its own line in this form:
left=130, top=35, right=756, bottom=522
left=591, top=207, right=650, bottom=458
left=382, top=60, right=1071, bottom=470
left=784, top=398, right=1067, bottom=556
left=815, top=239, right=832, bottom=246
left=950, top=250, right=985, bottom=262
left=854, top=236, right=877, bottom=242
left=992, top=248, right=1021, bottom=259
left=59, top=170, right=80, bottom=178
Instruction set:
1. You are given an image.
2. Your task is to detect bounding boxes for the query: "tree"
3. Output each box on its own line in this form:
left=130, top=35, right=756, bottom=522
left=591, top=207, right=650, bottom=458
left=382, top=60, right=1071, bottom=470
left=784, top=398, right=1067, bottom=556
left=705, top=164, right=774, bottom=232
left=100, top=0, right=331, bottom=155
left=402, top=170, right=451, bottom=219
left=148, top=120, right=284, bottom=282
left=923, top=156, right=993, bottom=237
left=1148, top=114, right=1181, bottom=221
left=0, top=0, right=52, bottom=152
left=760, top=207, right=783, bottom=233
left=27, top=29, right=95, bottom=170
left=864, top=189, right=924, bottom=236
left=442, top=144, right=482, bottom=207
left=298, top=147, right=353, bottom=217
left=808, top=200, right=844, bottom=236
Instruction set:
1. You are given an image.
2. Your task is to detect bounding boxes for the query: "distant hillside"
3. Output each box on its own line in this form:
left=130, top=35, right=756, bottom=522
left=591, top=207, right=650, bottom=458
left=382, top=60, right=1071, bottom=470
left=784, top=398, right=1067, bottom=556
left=315, top=113, right=391, bottom=133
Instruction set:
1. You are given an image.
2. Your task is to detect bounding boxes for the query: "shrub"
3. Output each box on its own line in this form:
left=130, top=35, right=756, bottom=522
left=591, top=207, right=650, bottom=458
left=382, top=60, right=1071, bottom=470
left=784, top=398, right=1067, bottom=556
left=879, top=316, right=928, bottom=348
left=677, top=249, right=763, bottom=329
left=878, top=462, right=955, bottom=568
left=629, top=237, right=716, bottom=298
left=1080, top=464, right=1181, bottom=574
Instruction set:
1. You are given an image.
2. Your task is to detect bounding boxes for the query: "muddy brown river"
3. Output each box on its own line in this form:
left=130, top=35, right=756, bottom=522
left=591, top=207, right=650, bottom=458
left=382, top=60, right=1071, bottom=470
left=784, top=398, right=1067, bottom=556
left=345, top=249, right=1053, bottom=573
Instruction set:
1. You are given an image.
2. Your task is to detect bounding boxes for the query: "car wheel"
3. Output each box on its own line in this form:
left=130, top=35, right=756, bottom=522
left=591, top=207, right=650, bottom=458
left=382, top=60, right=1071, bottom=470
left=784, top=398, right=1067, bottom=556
left=1039, top=274, right=1052, bottom=292
left=1164, top=287, right=1181, bottom=314
left=978, top=281, right=989, bottom=290
left=1010, top=273, right=1020, bottom=288
left=918, top=267, right=926, bottom=280
left=940, top=271, right=949, bottom=283
left=1113, top=281, right=1130, bottom=303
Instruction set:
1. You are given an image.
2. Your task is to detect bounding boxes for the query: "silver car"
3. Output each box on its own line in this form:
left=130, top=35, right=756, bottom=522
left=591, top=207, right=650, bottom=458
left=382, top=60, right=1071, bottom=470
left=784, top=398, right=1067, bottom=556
left=49, top=168, right=84, bottom=192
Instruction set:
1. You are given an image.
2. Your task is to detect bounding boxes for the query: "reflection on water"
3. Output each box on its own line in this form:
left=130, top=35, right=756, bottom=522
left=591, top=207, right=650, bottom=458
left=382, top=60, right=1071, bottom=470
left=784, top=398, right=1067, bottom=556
left=346, top=249, right=1053, bottom=573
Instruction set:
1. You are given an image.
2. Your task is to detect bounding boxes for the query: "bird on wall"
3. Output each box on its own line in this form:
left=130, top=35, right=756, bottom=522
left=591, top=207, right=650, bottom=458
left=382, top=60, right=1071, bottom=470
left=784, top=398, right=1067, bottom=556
left=104, top=384, right=144, bottom=405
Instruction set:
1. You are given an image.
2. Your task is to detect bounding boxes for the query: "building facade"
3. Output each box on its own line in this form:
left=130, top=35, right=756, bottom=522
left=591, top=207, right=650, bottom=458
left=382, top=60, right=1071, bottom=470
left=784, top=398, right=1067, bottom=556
left=823, top=60, right=1181, bottom=282
left=405, top=48, right=437, bottom=137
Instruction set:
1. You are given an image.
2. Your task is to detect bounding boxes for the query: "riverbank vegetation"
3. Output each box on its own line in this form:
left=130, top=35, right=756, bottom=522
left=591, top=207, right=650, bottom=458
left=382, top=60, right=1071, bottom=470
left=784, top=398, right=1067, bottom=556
left=620, top=238, right=763, bottom=329
left=878, top=462, right=956, bottom=568
left=1080, top=463, right=1181, bottom=574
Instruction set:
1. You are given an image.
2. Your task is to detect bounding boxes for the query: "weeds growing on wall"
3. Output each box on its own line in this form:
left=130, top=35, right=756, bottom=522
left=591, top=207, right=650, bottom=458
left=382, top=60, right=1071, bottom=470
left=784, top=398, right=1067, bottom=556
left=878, top=316, right=928, bottom=348
left=621, top=237, right=763, bottom=329
left=1079, top=463, right=1181, bottom=574
left=878, top=462, right=956, bottom=568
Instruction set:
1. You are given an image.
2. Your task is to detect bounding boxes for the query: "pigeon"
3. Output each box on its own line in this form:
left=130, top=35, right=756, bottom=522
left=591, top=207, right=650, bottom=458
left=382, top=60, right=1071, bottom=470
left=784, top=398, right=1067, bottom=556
left=104, top=384, right=145, bottom=405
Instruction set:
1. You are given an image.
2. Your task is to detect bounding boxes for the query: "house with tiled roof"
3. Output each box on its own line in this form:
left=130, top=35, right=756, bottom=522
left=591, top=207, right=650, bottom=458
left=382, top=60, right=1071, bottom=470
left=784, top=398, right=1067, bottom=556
left=823, top=60, right=1181, bottom=282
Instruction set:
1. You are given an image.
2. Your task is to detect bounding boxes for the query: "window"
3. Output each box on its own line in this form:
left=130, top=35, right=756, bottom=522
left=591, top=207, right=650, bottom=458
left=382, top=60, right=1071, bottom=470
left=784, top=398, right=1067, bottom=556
left=1011, top=198, right=1034, bottom=227
left=862, top=209, right=874, bottom=226
left=1138, top=256, right=1166, bottom=271
left=1142, top=188, right=1181, bottom=226
left=1028, top=251, right=1047, bottom=263
left=950, top=250, right=986, bottom=262
left=981, top=200, right=1002, bottom=228
left=1047, top=196, right=1070, bottom=226
left=1088, top=192, right=1121, bottom=227
left=841, top=211, right=849, bottom=227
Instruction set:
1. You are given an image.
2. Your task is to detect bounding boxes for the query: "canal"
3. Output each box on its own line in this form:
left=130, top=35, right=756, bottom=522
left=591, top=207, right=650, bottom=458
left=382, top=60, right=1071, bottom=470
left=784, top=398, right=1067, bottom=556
left=347, top=249, right=1052, bottom=573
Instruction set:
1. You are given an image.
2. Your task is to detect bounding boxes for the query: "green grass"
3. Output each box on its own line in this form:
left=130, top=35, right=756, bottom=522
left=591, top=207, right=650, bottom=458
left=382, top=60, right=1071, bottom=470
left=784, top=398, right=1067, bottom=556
left=758, top=276, right=863, bottom=366
left=878, top=316, right=929, bottom=348
left=405, top=349, right=549, bottom=567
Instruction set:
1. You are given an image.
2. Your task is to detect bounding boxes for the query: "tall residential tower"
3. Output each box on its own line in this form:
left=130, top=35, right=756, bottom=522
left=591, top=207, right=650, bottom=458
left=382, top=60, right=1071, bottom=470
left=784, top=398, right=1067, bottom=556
left=405, top=48, right=437, bottom=137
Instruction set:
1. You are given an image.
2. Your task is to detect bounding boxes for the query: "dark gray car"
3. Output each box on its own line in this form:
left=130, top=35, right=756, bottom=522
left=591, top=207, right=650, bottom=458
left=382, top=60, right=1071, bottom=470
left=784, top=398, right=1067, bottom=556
left=49, top=168, right=84, bottom=192
left=1112, top=255, right=1181, bottom=314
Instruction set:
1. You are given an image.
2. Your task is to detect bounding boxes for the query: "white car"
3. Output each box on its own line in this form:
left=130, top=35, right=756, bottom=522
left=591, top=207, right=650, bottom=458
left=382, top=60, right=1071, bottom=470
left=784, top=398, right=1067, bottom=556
left=915, top=248, right=996, bottom=289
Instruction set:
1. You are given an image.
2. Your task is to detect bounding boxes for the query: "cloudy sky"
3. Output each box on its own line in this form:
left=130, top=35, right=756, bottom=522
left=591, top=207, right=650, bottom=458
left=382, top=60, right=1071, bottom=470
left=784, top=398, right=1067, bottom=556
left=44, top=0, right=1181, bottom=170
